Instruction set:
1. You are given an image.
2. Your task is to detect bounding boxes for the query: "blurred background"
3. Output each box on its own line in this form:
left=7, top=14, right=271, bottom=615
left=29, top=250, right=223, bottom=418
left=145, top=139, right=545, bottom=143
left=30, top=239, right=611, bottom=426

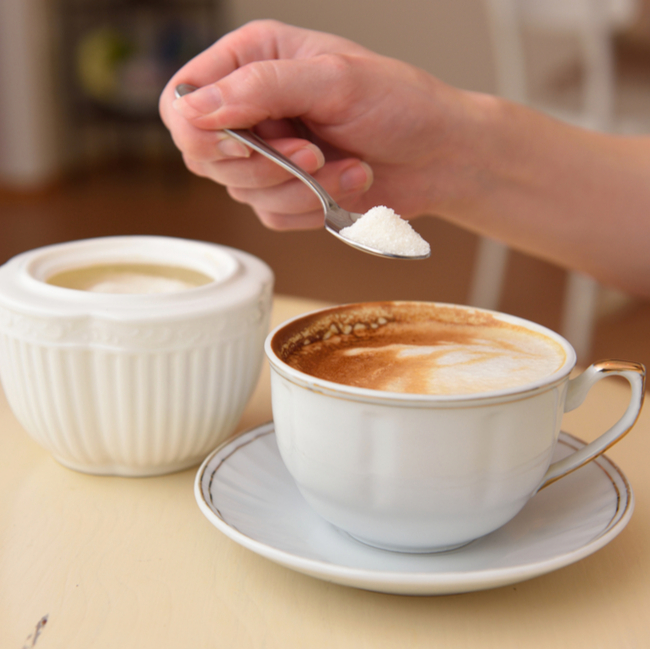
left=1, top=0, right=650, bottom=367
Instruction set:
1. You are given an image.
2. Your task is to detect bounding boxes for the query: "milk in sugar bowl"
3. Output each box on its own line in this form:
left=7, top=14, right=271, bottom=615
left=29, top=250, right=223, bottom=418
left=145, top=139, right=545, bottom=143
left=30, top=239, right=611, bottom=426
left=0, top=236, right=273, bottom=476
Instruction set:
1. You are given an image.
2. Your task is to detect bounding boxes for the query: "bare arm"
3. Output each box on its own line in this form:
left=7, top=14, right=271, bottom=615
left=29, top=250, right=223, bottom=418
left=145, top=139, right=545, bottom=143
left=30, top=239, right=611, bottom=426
left=160, top=20, right=650, bottom=298
left=435, top=94, right=650, bottom=297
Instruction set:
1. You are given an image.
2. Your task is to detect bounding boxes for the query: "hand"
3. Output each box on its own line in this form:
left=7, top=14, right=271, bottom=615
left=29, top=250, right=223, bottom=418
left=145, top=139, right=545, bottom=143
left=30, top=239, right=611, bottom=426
left=160, top=20, right=650, bottom=297
left=160, top=20, right=475, bottom=230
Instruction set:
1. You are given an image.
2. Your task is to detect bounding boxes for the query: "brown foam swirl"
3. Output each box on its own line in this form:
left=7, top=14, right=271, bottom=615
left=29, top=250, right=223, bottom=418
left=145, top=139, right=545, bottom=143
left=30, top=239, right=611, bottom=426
left=275, top=303, right=566, bottom=395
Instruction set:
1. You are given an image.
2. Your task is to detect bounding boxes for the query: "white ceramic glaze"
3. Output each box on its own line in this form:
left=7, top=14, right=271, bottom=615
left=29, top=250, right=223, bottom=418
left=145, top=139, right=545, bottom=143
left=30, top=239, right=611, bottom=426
left=195, top=424, right=634, bottom=595
left=265, top=302, right=644, bottom=552
left=0, top=236, right=273, bottom=476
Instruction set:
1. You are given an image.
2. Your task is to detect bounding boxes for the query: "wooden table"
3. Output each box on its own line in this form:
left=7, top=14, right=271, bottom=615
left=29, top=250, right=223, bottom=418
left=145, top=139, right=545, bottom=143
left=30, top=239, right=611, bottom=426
left=1, top=295, right=649, bottom=648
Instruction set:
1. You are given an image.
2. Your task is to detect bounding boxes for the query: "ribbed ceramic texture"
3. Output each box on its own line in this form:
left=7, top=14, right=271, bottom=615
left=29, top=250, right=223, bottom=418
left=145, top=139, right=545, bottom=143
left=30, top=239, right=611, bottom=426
left=0, top=319, right=266, bottom=476
left=0, top=236, right=273, bottom=476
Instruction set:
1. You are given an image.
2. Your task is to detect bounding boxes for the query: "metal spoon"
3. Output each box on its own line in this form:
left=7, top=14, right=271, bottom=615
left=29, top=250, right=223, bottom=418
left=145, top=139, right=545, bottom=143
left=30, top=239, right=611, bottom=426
left=174, top=83, right=429, bottom=260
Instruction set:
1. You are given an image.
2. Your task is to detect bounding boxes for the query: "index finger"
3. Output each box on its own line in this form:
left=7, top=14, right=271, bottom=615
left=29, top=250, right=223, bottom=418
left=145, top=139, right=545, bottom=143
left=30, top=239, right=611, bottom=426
left=160, top=20, right=366, bottom=126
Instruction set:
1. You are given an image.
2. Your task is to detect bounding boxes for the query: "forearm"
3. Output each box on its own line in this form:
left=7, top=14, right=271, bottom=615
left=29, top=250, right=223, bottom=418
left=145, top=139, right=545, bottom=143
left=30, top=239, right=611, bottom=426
left=437, top=93, right=650, bottom=297
left=162, top=19, right=650, bottom=298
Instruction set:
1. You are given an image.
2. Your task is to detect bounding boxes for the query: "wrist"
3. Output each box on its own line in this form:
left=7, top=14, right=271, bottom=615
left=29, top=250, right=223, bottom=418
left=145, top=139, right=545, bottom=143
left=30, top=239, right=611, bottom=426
left=424, top=89, right=511, bottom=218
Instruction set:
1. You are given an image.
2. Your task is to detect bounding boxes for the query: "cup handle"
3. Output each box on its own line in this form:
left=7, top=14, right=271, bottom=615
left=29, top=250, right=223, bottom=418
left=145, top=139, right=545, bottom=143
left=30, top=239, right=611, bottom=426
left=538, top=360, right=646, bottom=490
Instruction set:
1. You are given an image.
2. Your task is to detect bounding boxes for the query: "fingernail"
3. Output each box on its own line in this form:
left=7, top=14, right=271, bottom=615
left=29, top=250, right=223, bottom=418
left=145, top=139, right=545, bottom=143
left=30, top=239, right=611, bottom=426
left=217, top=135, right=251, bottom=158
left=340, top=162, right=373, bottom=193
left=173, top=85, right=222, bottom=116
left=289, top=144, right=325, bottom=170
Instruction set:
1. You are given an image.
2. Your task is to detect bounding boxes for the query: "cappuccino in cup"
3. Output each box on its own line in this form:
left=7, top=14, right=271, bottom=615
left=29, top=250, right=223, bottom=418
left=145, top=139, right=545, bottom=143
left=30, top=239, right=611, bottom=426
left=278, top=302, right=566, bottom=395
left=266, top=301, right=644, bottom=552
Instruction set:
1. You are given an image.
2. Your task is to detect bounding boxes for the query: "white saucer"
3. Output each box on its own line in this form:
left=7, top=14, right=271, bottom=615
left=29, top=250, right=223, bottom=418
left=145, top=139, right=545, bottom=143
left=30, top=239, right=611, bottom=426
left=195, top=423, right=633, bottom=595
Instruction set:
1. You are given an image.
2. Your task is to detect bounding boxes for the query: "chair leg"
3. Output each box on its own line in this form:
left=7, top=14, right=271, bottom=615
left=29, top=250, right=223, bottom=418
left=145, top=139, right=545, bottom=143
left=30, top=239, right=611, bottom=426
left=467, top=237, right=510, bottom=310
left=561, top=271, right=600, bottom=363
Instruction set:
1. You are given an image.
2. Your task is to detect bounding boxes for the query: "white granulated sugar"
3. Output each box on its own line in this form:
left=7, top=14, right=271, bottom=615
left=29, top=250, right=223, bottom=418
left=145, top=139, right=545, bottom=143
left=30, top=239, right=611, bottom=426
left=339, top=206, right=430, bottom=257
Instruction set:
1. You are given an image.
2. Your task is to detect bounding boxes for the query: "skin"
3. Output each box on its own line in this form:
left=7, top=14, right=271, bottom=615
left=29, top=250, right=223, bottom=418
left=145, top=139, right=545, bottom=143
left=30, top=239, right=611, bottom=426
left=160, top=19, right=650, bottom=298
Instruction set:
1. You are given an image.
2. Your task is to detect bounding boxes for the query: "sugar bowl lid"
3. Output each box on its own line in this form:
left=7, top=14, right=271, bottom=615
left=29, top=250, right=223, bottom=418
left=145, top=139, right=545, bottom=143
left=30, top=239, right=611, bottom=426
left=0, top=236, right=274, bottom=321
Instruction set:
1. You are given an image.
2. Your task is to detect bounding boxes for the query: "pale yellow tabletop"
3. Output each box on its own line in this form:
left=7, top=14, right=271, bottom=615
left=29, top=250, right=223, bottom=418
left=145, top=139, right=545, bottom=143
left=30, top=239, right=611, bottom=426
left=1, top=295, right=649, bottom=649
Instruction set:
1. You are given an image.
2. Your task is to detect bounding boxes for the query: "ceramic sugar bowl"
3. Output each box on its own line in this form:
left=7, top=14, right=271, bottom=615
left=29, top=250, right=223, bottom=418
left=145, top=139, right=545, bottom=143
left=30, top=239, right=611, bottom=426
left=0, top=236, right=273, bottom=476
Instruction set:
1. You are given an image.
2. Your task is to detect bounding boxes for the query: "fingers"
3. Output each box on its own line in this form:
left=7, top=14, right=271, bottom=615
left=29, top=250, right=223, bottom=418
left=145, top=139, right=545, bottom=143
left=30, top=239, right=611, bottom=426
left=159, top=21, right=302, bottom=125
left=226, top=159, right=373, bottom=230
left=254, top=208, right=326, bottom=231
left=167, top=100, right=312, bottom=164
left=183, top=138, right=325, bottom=187
left=158, top=19, right=382, bottom=231
left=169, top=119, right=251, bottom=161
left=171, top=54, right=370, bottom=133
left=159, top=20, right=363, bottom=127
left=164, top=21, right=314, bottom=96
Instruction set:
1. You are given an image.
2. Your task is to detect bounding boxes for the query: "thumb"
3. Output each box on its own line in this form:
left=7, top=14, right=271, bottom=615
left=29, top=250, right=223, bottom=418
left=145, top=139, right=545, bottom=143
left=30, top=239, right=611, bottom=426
left=172, top=54, right=370, bottom=132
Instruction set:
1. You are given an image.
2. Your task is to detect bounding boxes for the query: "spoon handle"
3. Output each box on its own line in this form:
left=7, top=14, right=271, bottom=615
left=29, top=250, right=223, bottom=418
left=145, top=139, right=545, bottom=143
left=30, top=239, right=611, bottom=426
left=174, top=83, right=335, bottom=213
left=223, top=128, right=336, bottom=213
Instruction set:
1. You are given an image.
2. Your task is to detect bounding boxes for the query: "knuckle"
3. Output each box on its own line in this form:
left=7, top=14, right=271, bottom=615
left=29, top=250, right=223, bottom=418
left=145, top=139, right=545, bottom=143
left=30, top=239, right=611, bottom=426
left=317, top=53, right=356, bottom=83
left=238, top=19, right=284, bottom=40
left=313, top=53, right=360, bottom=106
left=174, top=126, right=224, bottom=162
left=226, top=185, right=249, bottom=204
left=182, top=155, right=209, bottom=178
left=218, top=63, right=276, bottom=124
left=256, top=211, right=284, bottom=231
left=179, top=140, right=212, bottom=163
left=237, top=61, right=278, bottom=95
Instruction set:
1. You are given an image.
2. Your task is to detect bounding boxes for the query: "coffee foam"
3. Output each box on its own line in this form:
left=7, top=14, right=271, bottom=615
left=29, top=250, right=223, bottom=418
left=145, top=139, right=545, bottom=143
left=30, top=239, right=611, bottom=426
left=275, top=302, right=567, bottom=396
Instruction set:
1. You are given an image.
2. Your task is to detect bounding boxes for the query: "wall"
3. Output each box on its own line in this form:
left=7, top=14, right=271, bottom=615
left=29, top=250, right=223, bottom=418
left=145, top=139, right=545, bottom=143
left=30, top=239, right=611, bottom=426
left=223, top=0, right=497, bottom=92
left=0, top=0, right=497, bottom=187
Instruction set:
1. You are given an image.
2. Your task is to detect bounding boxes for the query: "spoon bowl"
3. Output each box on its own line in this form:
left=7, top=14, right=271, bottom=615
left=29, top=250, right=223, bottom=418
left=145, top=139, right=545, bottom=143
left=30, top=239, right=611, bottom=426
left=174, top=84, right=429, bottom=260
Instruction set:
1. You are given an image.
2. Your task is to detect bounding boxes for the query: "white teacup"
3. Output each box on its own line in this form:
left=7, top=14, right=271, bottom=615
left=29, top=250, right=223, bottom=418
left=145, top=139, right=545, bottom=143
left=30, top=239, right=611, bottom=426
left=0, top=236, right=273, bottom=476
left=266, top=301, right=645, bottom=553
